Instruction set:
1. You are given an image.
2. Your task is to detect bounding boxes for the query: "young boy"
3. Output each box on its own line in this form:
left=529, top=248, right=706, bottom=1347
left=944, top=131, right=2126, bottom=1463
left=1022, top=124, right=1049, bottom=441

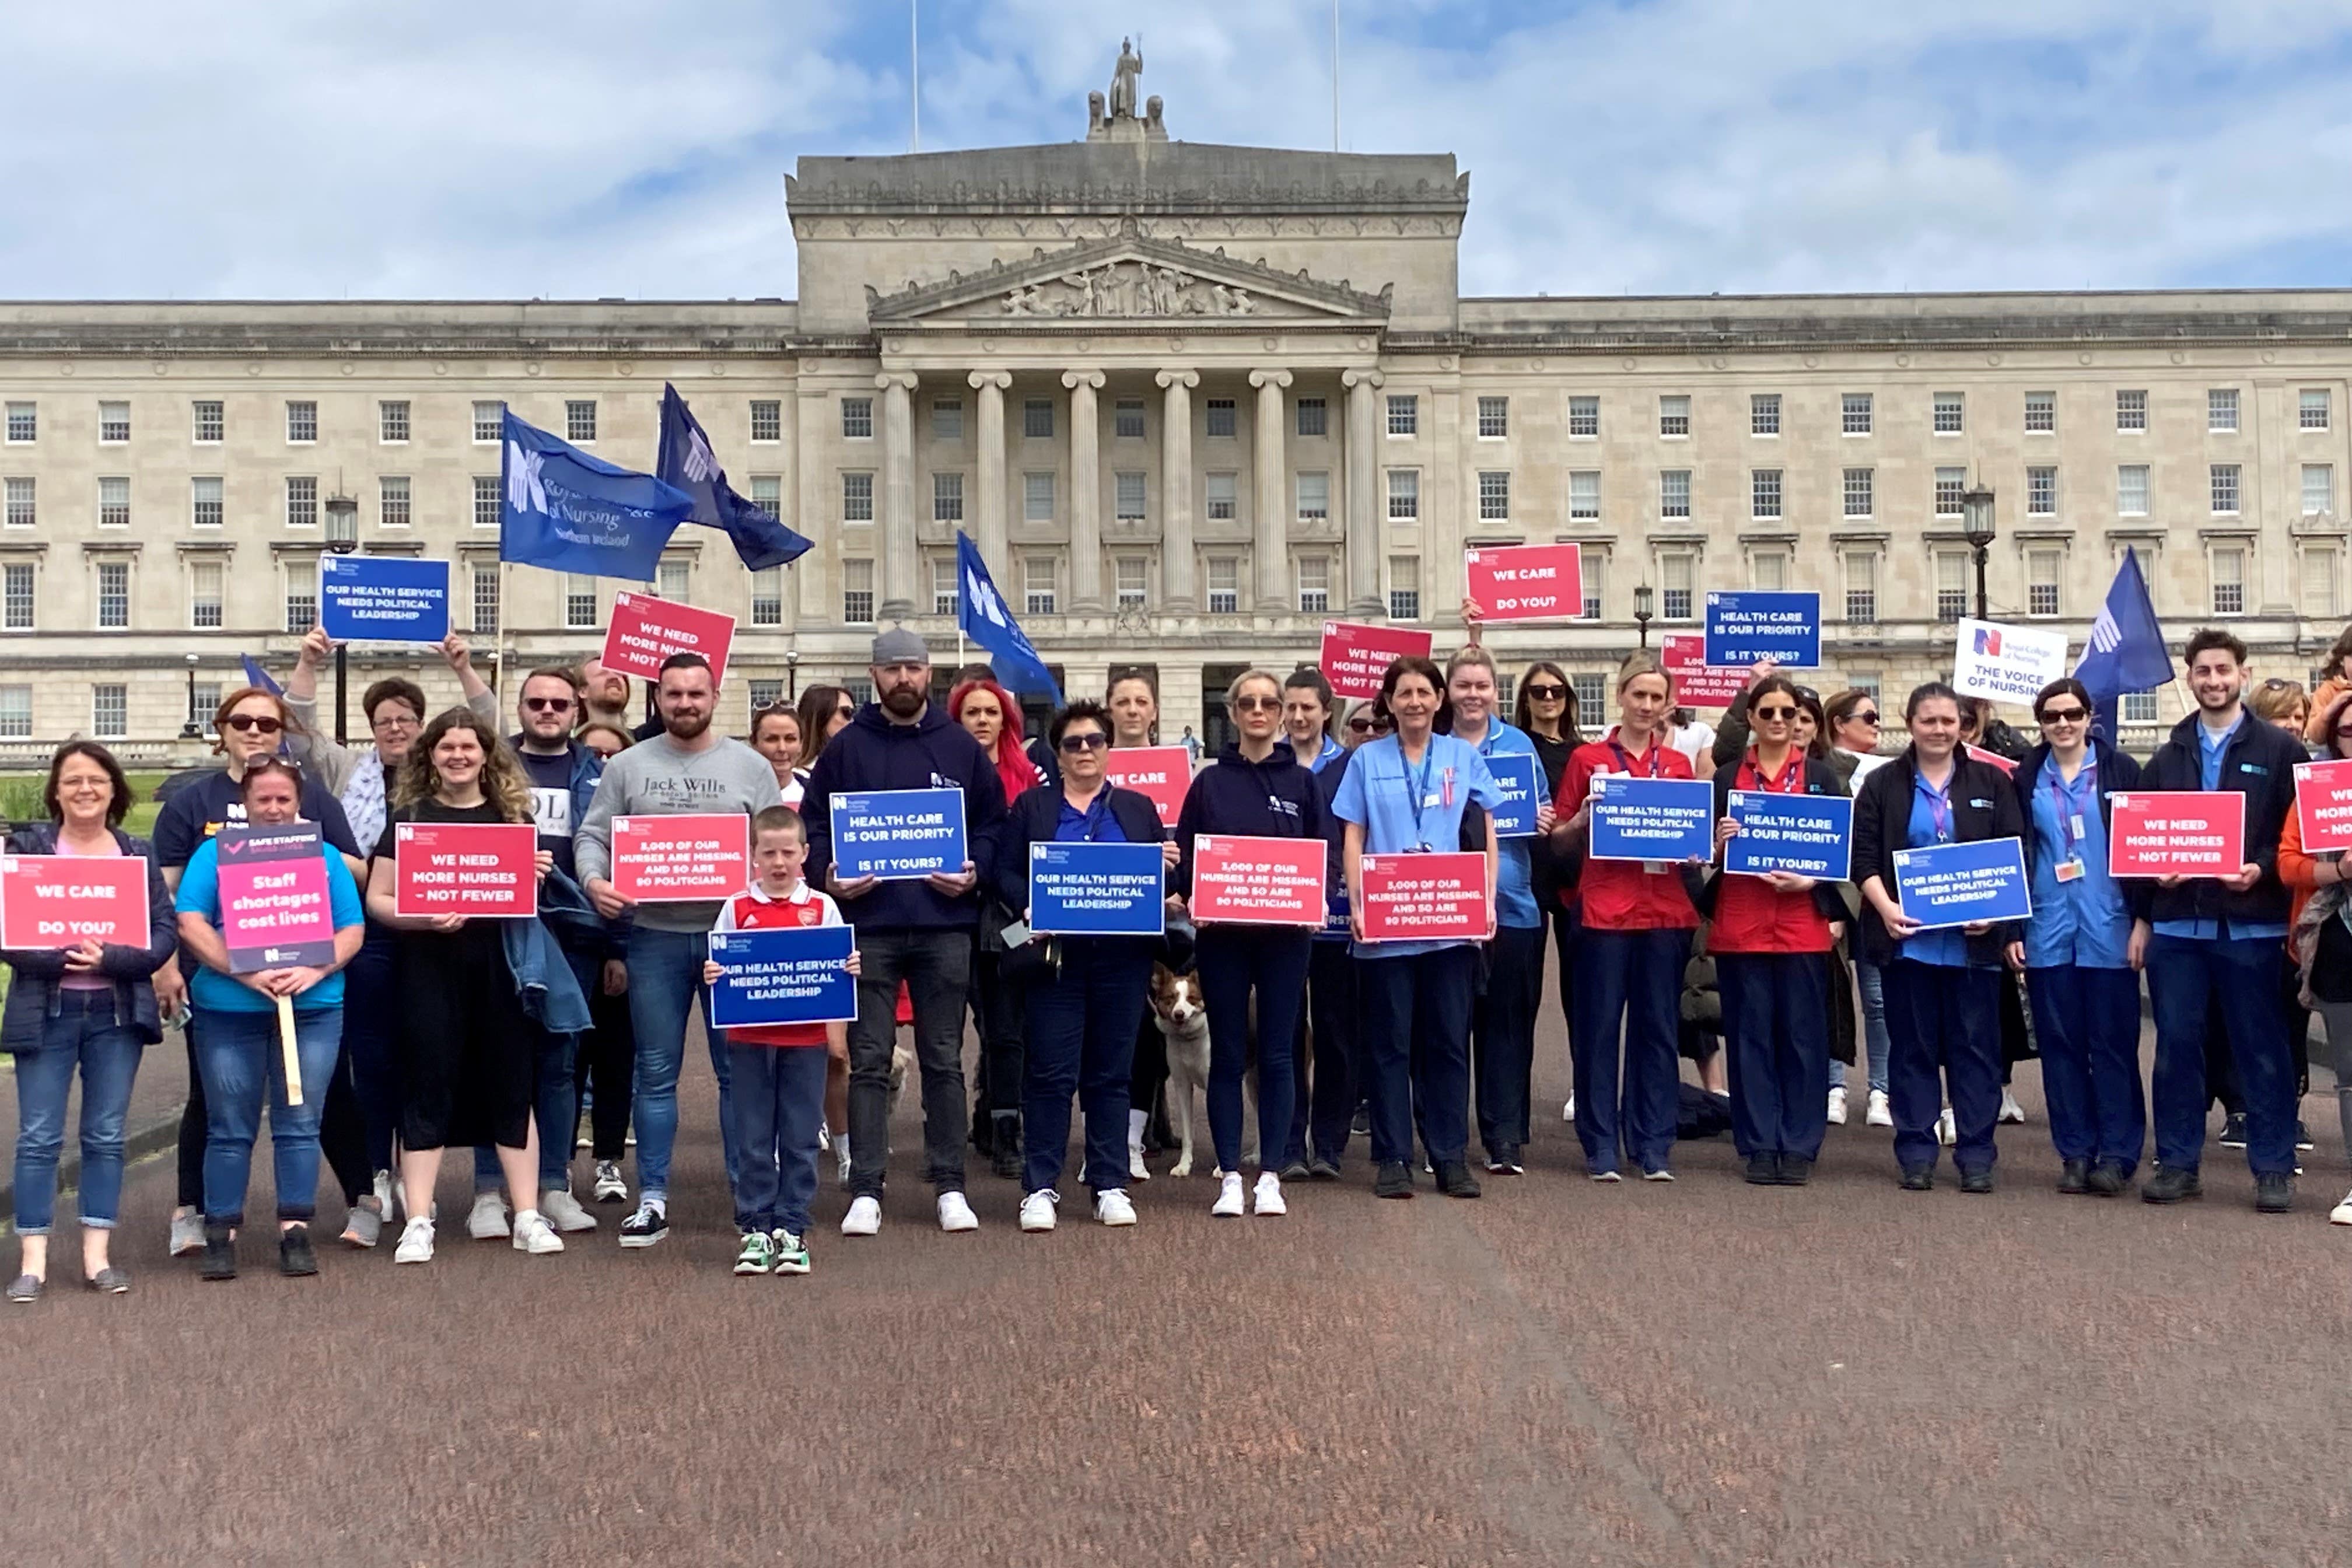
left=704, top=805, right=859, bottom=1275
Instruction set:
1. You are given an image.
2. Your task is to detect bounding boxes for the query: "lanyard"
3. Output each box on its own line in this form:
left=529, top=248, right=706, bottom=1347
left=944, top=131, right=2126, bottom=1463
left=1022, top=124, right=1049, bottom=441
left=1403, top=743, right=1435, bottom=851
left=1742, top=748, right=1805, bottom=795
left=1608, top=736, right=1664, bottom=778
left=1916, top=771, right=1954, bottom=844
left=2049, top=755, right=2096, bottom=856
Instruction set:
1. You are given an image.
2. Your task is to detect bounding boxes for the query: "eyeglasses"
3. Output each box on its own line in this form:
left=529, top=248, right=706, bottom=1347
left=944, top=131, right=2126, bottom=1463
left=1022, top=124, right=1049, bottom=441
left=1232, top=695, right=1280, bottom=713
left=370, top=712, right=419, bottom=732
left=2039, top=706, right=2089, bottom=724
left=522, top=696, right=575, bottom=713
left=1345, top=717, right=1375, bottom=733
left=1752, top=705, right=1798, bottom=721
left=1058, top=733, right=1109, bottom=754
left=1522, top=682, right=1567, bottom=701
left=223, top=713, right=284, bottom=735
left=835, top=704, right=855, bottom=720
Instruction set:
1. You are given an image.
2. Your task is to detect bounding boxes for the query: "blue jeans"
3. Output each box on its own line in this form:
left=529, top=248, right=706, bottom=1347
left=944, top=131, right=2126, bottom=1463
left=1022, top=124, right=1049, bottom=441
left=193, top=1004, right=344, bottom=1227
left=1833, top=957, right=1893, bottom=1096
left=475, top=1009, right=577, bottom=1195
left=1473, top=923, right=1548, bottom=1160
left=625, top=925, right=733, bottom=1205
left=1569, top=927, right=1689, bottom=1174
left=1021, top=937, right=1152, bottom=1193
left=10, top=990, right=143, bottom=1233
left=1718, top=952, right=1832, bottom=1162
left=1883, top=960, right=2001, bottom=1176
left=2027, top=964, right=2146, bottom=1175
left=2147, top=933, right=2295, bottom=1177
left=723, top=1042, right=828, bottom=1235
left=1356, top=945, right=1478, bottom=1168
left=1194, top=926, right=1309, bottom=1175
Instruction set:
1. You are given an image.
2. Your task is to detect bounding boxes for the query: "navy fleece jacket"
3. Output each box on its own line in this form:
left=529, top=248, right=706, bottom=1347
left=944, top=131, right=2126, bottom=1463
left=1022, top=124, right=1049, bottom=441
left=803, top=702, right=1009, bottom=929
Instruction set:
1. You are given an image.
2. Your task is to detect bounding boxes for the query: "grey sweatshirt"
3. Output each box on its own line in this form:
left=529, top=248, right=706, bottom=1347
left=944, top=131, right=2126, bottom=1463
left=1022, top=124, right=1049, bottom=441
left=574, top=733, right=783, bottom=932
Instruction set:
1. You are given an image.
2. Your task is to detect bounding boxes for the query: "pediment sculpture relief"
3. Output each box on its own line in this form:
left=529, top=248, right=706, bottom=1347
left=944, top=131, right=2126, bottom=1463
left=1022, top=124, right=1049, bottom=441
left=1003, top=261, right=1255, bottom=318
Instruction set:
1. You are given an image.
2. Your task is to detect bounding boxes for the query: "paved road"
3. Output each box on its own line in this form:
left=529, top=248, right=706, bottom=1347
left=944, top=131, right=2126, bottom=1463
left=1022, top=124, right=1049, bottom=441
left=7, top=1009, right=2351, bottom=1567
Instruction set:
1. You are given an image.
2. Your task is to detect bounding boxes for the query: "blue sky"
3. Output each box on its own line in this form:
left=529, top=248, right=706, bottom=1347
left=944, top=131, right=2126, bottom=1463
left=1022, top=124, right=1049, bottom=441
left=4, top=0, right=2349, bottom=302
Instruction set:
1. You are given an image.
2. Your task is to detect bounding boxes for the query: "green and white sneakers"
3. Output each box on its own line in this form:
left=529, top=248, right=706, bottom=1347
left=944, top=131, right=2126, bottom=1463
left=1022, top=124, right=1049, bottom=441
left=771, top=1230, right=810, bottom=1275
left=733, top=1230, right=774, bottom=1275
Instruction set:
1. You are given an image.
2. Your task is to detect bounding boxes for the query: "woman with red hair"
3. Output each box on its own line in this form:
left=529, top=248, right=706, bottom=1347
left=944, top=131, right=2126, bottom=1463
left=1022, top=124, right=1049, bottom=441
left=951, top=677, right=1042, bottom=1176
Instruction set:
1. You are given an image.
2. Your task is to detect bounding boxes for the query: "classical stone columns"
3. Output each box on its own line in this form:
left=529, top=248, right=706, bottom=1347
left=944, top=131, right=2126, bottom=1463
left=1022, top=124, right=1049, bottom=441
left=1062, top=370, right=1105, bottom=611
left=967, top=371, right=1011, bottom=570
left=1342, top=368, right=1386, bottom=618
left=1249, top=368, right=1293, bottom=611
left=1156, top=368, right=1199, bottom=610
left=876, top=370, right=918, bottom=623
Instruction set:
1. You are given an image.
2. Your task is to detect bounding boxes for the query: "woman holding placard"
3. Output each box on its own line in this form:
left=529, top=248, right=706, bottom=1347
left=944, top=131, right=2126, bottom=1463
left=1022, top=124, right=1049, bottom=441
left=1852, top=682, right=2027, bottom=1193
left=2, top=742, right=177, bottom=1301
left=1706, top=676, right=1852, bottom=1186
left=173, top=758, right=366, bottom=1282
left=2282, top=690, right=2352, bottom=1220
left=1106, top=669, right=1175, bottom=1178
left=363, top=710, right=560, bottom=1264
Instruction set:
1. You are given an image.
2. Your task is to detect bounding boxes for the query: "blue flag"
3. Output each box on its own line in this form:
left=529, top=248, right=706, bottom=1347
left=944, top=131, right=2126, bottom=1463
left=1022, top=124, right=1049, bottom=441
left=237, top=653, right=283, bottom=699
left=498, top=408, right=692, bottom=580
left=2073, top=551, right=2171, bottom=737
left=956, top=531, right=1063, bottom=706
left=657, top=384, right=813, bottom=572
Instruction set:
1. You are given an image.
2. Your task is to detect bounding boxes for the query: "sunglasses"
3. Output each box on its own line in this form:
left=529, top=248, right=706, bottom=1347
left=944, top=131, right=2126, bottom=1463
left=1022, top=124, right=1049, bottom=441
left=1847, top=711, right=1881, bottom=726
left=522, top=696, right=575, bottom=713
left=2039, top=706, right=2089, bottom=724
left=1345, top=717, right=1375, bottom=733
left=223, top=713, right=284, bottom=735
left=1753, top=704, right=1798, bottom=721
left=2262, top=678, right=2296, bottom=690
left=1232, top=695, right=1280, bottom=713
left=835, top=704, right=855, bottom=719
left=1058, top=732, right=1109, bottom=754
left=1523, top=683, right=1567, bottom=701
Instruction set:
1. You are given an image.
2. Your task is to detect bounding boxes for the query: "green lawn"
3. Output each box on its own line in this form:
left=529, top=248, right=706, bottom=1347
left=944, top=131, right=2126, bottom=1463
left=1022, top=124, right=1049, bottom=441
left=0, top=769, right=170, bottom=841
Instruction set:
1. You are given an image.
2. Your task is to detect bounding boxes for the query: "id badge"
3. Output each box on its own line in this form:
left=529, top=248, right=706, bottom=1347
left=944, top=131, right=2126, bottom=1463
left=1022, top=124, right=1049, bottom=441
left=2069, top=813, right=2087, bottom=840
left=1642, top=860, right=1668, bottom=876
left=2056, top=858, right=2085, bottom=884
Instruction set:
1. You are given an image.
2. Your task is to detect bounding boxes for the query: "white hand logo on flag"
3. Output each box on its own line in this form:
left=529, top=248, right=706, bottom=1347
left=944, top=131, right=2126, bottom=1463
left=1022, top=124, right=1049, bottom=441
left=506, top=443, right=547, bottom=514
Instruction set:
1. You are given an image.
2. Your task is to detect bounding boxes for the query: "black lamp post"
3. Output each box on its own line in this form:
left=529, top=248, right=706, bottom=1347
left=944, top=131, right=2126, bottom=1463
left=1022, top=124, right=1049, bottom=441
left=178, top=653, right=201, bottom=739
left=323, top=492, right=360, bottom=743
left=1961, top=482, right=1997, bottom=621
left=785, top=647, right=800, bottom=701
left=1634, top=582, right=1655, bottom=650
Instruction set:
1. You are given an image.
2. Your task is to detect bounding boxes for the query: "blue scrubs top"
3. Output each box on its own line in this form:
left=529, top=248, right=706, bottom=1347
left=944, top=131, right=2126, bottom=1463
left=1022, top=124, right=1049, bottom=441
left=2022, top=757, right=2130, bottom=970
left=1897, top=769, right=1973, bottom=968
left=1464, top=718, right=1541, bottom=931
left=1331, top=732, right=1503, bottom=961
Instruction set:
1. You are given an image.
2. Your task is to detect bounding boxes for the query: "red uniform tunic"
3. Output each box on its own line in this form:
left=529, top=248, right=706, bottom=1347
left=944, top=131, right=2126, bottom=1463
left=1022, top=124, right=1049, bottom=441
left=1709, top=748, right=1835, bottom=955
left=1558, top=729, right=1699, bottom=932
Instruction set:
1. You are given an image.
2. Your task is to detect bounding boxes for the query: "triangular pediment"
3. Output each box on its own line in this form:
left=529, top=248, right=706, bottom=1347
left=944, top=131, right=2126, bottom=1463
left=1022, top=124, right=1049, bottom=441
left=865, top=228, right=1392, bottom=325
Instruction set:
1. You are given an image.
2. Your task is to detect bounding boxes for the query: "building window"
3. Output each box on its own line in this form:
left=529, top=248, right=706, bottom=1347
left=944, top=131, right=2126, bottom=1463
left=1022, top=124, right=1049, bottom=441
left=285, top=476, right=317, bottom=528
left=284, top=562, right=317, bottom=634
left=4, top=403, right=33, bottom=443
left=2123, top=691, right=2158, bottom=725
left=1204, top=398, right=1236, bottom=439
left=379, top=476, right=410, bottom=528
left=1207, top=556, right=1240, bottom=614
left=1934, top=467, right=1966, bottom=517
left=1114, top=399, right=1146, bottom=440
left=1384, top=470, right=1419, bottom=521
left=98, top=476, right=130, bottom=529
left=751, top=569, right=785, bottom=628
left=1572, top=672, right=1606, bottom=718
left=842, top=559, right=874, bottom=624
left=2304, top=389, right=2333, bottom=431
left=843, top=472, right=874, bottom=523
left=2211, top=546, right=2246, bottom=615
left=1297, top=555, right=1330, bottom=614
left=1932, top=393, right=1965, bottom=435
left=92, top=561, right=130, bottom=628
left=1844, top=552, right=1878, bottom=625
left=379, top=400, right=410, bottom=443
left=1388, top=556, right=1421, bottom=622
left=1024, top=556, right=1056, bottom=616
left=1580, top=547, right=1604, bottom=619
left=1842, top=393, right=1873, bottom=436
left=1479, top=471, right=1510, bottom=522
left=747, top=681, right=783, bottom=720
left=2305, top=464, right=2334, bottom=517
left=2303, top=545, right=2340, bottom=619
left=1387, top=394, right=1418, bottom=436
left=933, top=471, right=964, bottom=523
left=1, top=563, right=31, bottom=629
left=1206, top=472, right=1237, bottom=521
left=2115, top=390, right=2147, bottom=433
left=192, top=475, right=223, bottom=528
left=1935, top=552, right=1968, bottom=623
left=1569, top=470, right=1600, bottom=521
left=192, top=400, right=223, bottom=443
left=1297, top=472, right=1331, bottom=522
left=0, top=687, right=30, bottom=738
left=99, top=402, right=129, bottom=443
left=564, top=574, right=597, bottom=630
left=749, top=476, right=781, bottom=516
left=1751, top=469, right=1782, bottom=520
left=566, top=400, right=597, bottom=443
left=1023, top=398, right=1055, bottom=440
left=2024, top=391, right=2055, bottom=433
left=471, top=565, right=500, bottom=634
left=2211, top=464, right=2241, bottom=515
left=1115, top=556, right=1148, bottom=608
left=1751, top=393, right=1780, bottom=436
left=1023, top=471, right=1055, bottom=522
left=92, top=685, right=127, bottom=740
left=1569, top=396, right=1600, bottom=438
left=2118, top=464, right=2150, bottom=516
left=4, top=477, right=33, bottom=528
left=1658, top=394, right=1690, bottom=438
left=1661, top=553, right=1694, bottom=621
left=1751, top=550, right=1788, bottom=592
left=929, top=557, right=957, bottom=617
left=751, top=400, right=782, bottom=442
left=2027, top=549, right=2062, bottom=618
left=2027, top=466, right=2057, bottom=516
left=657, top=558, right=690, bottom=604
left=1658, top=470, right=1690, bottom=520
left=472, top=402, right=501, bottom=443
left=1116, top=471, right=1148, bottom=520
left=929, top=398, right=961, bottom=442
left=841, top=397, right=873, bottom=440
left=1476, top=397, right=1509, bottom=439
left=286, top=401, right=318, bottom=444
left=2209, top=388, right=2239, bottom=433
left=473, top=475, right=501, bottom=528
left=1843, top=467, right=1873, bottom=519
left=1294, top=397, right=1328, bottom=439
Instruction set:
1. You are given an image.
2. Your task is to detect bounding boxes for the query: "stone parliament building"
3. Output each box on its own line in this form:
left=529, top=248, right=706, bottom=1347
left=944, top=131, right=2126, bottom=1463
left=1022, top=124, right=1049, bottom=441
left=3, top=50, right=2350, bottom=760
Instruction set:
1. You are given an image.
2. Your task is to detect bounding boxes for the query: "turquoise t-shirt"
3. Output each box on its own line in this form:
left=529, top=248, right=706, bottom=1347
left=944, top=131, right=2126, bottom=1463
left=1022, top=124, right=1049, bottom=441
left=174, top=836, right=363, bottom=1014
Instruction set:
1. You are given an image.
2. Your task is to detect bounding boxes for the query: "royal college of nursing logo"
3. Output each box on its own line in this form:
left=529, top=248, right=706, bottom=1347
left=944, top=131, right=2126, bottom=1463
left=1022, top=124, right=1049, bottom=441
left=506, top=442, right=548, bottom=514
left=965, top=565, right=1008, bottom=627
left=681, top=426, right=720, bottom=484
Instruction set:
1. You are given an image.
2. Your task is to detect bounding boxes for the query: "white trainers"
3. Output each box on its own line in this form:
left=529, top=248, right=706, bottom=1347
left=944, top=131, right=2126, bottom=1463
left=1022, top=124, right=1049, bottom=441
left=540, top=1189, right=597, bottom=1233
left=2332, top=1188, right=2352, bottom=1226
left=1563, top=1094, right=1576, bottom=1122
left=511, top=1209, right=564, bottom=1255
left=1094, top=1189, right=1137, bottom=1226
left=1866, top=1089, right=1894, bottom=1128
left=1826, top=1086, right=1849, bottom=1126
left=466, top=1192, right=510, bottom=1240
left=937, top=1192, right=979, bottom=1233
left=1998, top=1089, right=2027, bottom=1125
left=592, top=1161, right=628, bottom=1204
left=372, top=1169, right=397, bottom=1222
left=169, top=1209, right=205, bottom=1258
left=1127, top=1108, right=1152, bottom=1181
left=394, top=1216, right=436, bottom=1265
left=840, top=1195, right=881, bottom=1237
left=1936, top=1108, right=1957, bottom=1147
left=1212, top=1171, right=1247, bottom=1217
left=1019, top=1189, right=1060, bottom=1232
left=1252, top=1171, right=1286, bottom=1216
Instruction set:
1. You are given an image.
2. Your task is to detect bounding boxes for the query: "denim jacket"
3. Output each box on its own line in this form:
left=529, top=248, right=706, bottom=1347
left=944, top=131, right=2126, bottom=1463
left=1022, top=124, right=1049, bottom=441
left=1, top=822, right=178, bottom=1051
left=503, top=867, right=593, bottom=1035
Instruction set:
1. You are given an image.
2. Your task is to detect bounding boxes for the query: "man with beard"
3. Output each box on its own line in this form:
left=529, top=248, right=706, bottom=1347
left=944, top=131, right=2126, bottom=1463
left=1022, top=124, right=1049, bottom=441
left=803, top=629, right=1009, bottom=1236
left=579, top=656, right=663, bottom=742
left=576, top=653, right=782, bottom=1247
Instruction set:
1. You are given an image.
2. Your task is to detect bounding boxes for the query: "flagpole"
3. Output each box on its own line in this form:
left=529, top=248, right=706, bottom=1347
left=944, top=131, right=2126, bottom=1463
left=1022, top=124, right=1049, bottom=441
left=909, top=0, right=921, bottom=153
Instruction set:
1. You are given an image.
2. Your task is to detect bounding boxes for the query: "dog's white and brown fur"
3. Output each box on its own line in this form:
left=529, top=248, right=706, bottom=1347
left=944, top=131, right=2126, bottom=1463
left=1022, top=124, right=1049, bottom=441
left=1149, top=964, right=1257, bottom=1178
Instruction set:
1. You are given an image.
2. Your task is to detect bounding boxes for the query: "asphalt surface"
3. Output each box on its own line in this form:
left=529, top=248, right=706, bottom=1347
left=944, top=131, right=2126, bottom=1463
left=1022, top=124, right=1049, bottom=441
left=8, top=1006, right=2352, bottom=1568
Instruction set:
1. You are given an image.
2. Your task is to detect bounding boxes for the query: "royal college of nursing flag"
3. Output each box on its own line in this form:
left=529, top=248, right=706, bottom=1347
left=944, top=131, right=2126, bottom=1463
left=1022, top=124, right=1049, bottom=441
left=498, top=408, right=695, bottom=581
left=657, top=384, right=813, bottom=572
left=2073, top=548, right=2172, bottom=738
left=956, top=531, right=1063, bottom=706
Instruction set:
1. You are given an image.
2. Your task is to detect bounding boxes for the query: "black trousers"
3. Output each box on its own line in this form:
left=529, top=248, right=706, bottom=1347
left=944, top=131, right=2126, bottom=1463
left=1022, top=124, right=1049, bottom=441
left=1286, top=939, right=1361, bottom=1167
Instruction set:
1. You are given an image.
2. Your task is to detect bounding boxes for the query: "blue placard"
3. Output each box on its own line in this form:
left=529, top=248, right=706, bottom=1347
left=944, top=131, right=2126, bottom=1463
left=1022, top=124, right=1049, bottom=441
left=1487, top=752, right=1544, bottom=838
left=1028, top=840, right=1166, bottom=936
left=707, top=924, right=858, bottom=1029
left=1891, top=837, right=2033, bottom=930
left=832, top=788, right=968, bottom=881
left=319, top=555, right=450, bottom=642
left=1703, top=590, right=1821, bottom=668
left=1724, top=790, right=1853, bottom=880
left=1588, top=776, right=1715, bottom=862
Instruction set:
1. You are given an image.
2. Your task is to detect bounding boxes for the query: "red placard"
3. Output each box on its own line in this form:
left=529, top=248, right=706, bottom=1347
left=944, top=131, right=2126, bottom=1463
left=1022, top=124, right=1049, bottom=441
left=1359, top=852, right=1491, bottom=942
left=1104, top=745, right=1192, bottom=827
left=393, top=821, right=540, bottom=919
left=0, top=855, right=149, bottom=949
left=2108, top=791, right=2246, bottom=877
left=612, top=813, right=752, bottom=903
left=1965, top=744, right=2019, bottom=777
left=2297, top=758, right=2352, bottom=854
left=1189, top=835, right=1326, bottom=926
left=1318, top=620, right=1436, bottom=702
left=1660, top=634, right=1746, bottom=708
left=1465, top=544, right=1584, bottom=623
left=600, top=590, right=737, bottom=687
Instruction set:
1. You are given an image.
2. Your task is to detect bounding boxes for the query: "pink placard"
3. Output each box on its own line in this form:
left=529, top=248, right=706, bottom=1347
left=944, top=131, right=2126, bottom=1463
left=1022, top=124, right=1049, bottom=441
left=2108, top=791, right=2246, bottom=877
left=612, top=813, right=751, bottom=902
left=1661, top=633, right=1746, bottom=708
left=1189, top=835, right=1326, bottom=926
left=393, top=822, right=541, bottom=919
left=0, top=855, right=148, bottom=949
left=2297, top=758, right=2352, bottom=854
left=1358, top=852, right=1490, bottom=942
left=1318, top=620, right=1436, bottom=702
left=1104, top=745, right=1192, bottom=827
left=601, top=591, right=737, bottom=687
left=1465, top=544, right=1583, bottom=623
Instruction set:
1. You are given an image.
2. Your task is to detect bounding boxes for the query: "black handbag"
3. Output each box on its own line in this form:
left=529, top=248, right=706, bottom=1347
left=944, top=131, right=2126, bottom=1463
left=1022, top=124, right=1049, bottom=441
left=999, top=932, right=1062, bottom=985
